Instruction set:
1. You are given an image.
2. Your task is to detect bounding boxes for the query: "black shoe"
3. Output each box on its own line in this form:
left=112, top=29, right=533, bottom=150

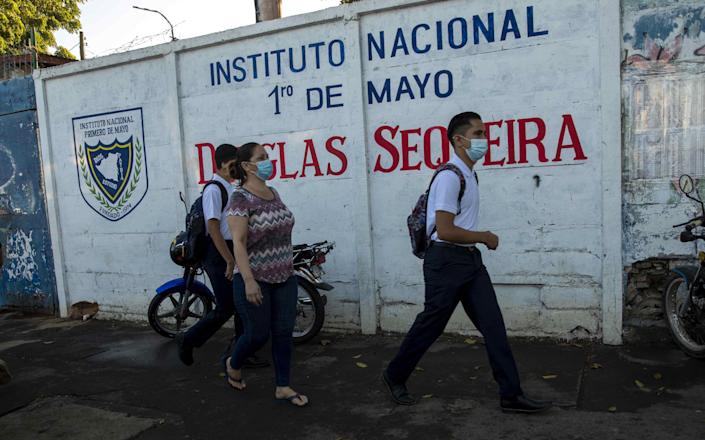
left=175, top=332, right=194, bottom=366
left=243, top=355, right=270, bottom=369
left=381, top=370, right=418, bottom=406
left=500, top=395, right=552, bottom=414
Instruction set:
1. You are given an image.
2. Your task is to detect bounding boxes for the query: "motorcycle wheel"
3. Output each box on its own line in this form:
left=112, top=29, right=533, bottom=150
left=663, top=275, right=705, bottom=358
left=293, top=278, right=325, bottom=345
left=148, top=288, right=213, bottom=338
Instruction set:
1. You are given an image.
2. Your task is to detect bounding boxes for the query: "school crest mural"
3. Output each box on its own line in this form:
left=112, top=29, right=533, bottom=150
left=72, top=108, right=149, bottom=221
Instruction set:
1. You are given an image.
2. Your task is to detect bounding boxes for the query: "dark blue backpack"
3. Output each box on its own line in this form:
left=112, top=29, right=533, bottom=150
left=170, top=181, right=227, bottom=266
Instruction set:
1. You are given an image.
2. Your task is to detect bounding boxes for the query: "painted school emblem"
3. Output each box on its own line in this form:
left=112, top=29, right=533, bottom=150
left=72, top=108, right=148, bottom=221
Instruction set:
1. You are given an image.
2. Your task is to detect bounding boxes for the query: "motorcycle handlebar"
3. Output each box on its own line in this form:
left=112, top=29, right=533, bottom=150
left=673, top=217, right=704, bottom=229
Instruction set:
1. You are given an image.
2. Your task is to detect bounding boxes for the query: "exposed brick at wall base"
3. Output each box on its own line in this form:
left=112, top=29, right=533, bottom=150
left=624, top=257, right=691, bottom=326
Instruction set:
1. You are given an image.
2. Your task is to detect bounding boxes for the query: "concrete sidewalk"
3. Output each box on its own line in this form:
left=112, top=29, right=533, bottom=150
left=0, top=312, right=703, bottom=440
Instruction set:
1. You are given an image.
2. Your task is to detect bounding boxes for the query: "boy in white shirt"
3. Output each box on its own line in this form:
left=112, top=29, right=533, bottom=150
left=383, top=112, right=551, bottom=414
left=176, top=144, right=268, bottom=369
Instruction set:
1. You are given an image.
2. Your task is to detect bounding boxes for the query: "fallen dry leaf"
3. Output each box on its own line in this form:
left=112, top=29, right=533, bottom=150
left=415, top=367, right=425, bottom=372
left=352, top=354, right=362, bottom=359
left=542, top=374, right=558, bottom=380
left=356, top=362, right=368, bottom=369
left=653, top=373, right=663, bottom=380
left=608, top=406, right=617, bottom=412
left=422, top=394, right=433, bottom=399
left=464, top=338, right=477, bottom=345
left=634, top=380, right=652, bottom=392
left=470, top=376, right=477, bottom=380
left=590, top=363, right=603, bottom=369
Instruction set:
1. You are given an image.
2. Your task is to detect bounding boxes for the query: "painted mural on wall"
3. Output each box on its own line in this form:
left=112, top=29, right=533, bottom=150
left=621, top=1, right=705, bottom=323
left=623, top=4, right=705, bottom=66
left=72, top=108, right=149, bottom=221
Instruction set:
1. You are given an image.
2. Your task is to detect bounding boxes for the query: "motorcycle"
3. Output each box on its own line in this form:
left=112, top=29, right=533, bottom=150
left=291, top=241, right=335, bottom=343
left=148, top=241, right=335, bottom=345
left=664, top=174, right=705, bottom=358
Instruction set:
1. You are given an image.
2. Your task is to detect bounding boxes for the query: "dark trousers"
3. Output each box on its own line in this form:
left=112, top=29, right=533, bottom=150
left=183, top=240, right=243, bottom=347
left=386, top=243, right=523, bottom=398
left=230, top=274, right=298, bottom=387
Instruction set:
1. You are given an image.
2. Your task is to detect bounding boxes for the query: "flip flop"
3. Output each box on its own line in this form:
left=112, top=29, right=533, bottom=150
left=223, top=357, right=246, bottom=391
left=276, top=393, right=309, bottom=407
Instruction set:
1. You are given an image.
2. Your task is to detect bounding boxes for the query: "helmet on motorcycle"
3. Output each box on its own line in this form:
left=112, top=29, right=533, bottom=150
left=170, top=231, right=194, bottom=267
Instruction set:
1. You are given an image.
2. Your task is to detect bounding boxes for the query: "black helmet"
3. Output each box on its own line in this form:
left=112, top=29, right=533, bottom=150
left=170, top=231, right=197, bottom=267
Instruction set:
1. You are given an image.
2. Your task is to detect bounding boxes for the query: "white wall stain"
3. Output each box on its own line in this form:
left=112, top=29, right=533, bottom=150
left=4, top=229, right=38, bottom=282
left=0, top=144, right=17, bottom=194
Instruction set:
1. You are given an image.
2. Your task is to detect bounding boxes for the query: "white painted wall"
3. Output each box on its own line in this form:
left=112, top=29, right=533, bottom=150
left=35, top=0, right=622, bottom=340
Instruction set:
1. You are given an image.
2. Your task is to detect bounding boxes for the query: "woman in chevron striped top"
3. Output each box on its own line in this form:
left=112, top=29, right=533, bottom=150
left=223, top=142, right=309, bottom=407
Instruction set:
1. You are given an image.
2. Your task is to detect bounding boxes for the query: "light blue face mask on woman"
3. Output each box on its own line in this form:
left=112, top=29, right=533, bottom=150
left=254, top=159, right=273, bottom=180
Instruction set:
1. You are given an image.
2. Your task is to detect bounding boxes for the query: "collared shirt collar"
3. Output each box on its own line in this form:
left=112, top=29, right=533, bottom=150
left=449, top=153, right=474, bottom=177
left=211, top=173, right=232, bottom=187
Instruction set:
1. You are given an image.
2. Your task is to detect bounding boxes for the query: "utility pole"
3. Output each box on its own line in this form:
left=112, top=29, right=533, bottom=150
left=254, top=0, right=281, bottom=22
left=79, top=31, right=85, bottom=60
left=29, top=27, right=38, bottom=69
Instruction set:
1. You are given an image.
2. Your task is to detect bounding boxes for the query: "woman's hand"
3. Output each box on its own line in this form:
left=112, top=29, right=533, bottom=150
left=245, top=279, right=263, bottom=306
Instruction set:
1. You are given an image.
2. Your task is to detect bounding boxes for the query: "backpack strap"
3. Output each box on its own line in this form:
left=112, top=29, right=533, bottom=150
left=203, top=180, right=228, bottom=213
left=431, top=164, right=466, bottom=213
left=427, top=163, right=467, bottom=239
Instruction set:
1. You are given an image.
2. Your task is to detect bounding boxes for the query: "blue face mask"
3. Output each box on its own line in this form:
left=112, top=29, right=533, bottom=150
left=468, top=139, right=488, bottom=162
left=254, top=159, right=273, bottom=181
left=457, top=135, right=488, bottom=162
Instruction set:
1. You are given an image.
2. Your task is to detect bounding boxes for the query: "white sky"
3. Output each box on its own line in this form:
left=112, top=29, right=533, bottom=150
left=54, top=0, right=342, bottom=59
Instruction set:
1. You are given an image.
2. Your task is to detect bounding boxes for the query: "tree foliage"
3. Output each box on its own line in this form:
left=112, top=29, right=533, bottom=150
left=53, top=44, right=75, bottom=59
left=0, top=0, right=84, bottom=54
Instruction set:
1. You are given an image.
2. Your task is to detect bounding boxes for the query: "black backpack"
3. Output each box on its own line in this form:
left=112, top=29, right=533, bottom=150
left=170, top=181, right=227, bottom=267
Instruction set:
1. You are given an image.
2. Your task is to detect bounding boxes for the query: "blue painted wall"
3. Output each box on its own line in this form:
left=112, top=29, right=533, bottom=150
left=623, top=0, right=705, bottom=63
left=0, top=76, right=57, bottom=313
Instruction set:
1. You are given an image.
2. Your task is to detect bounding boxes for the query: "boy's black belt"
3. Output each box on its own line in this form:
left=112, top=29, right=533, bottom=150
left=430, top=241, right=477, bottom=251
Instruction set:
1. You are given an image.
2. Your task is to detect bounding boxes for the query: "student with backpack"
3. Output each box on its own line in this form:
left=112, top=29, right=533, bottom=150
left=382, top=112, right=551, bottom=414
left=175, top=144, right=268, bottom=369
